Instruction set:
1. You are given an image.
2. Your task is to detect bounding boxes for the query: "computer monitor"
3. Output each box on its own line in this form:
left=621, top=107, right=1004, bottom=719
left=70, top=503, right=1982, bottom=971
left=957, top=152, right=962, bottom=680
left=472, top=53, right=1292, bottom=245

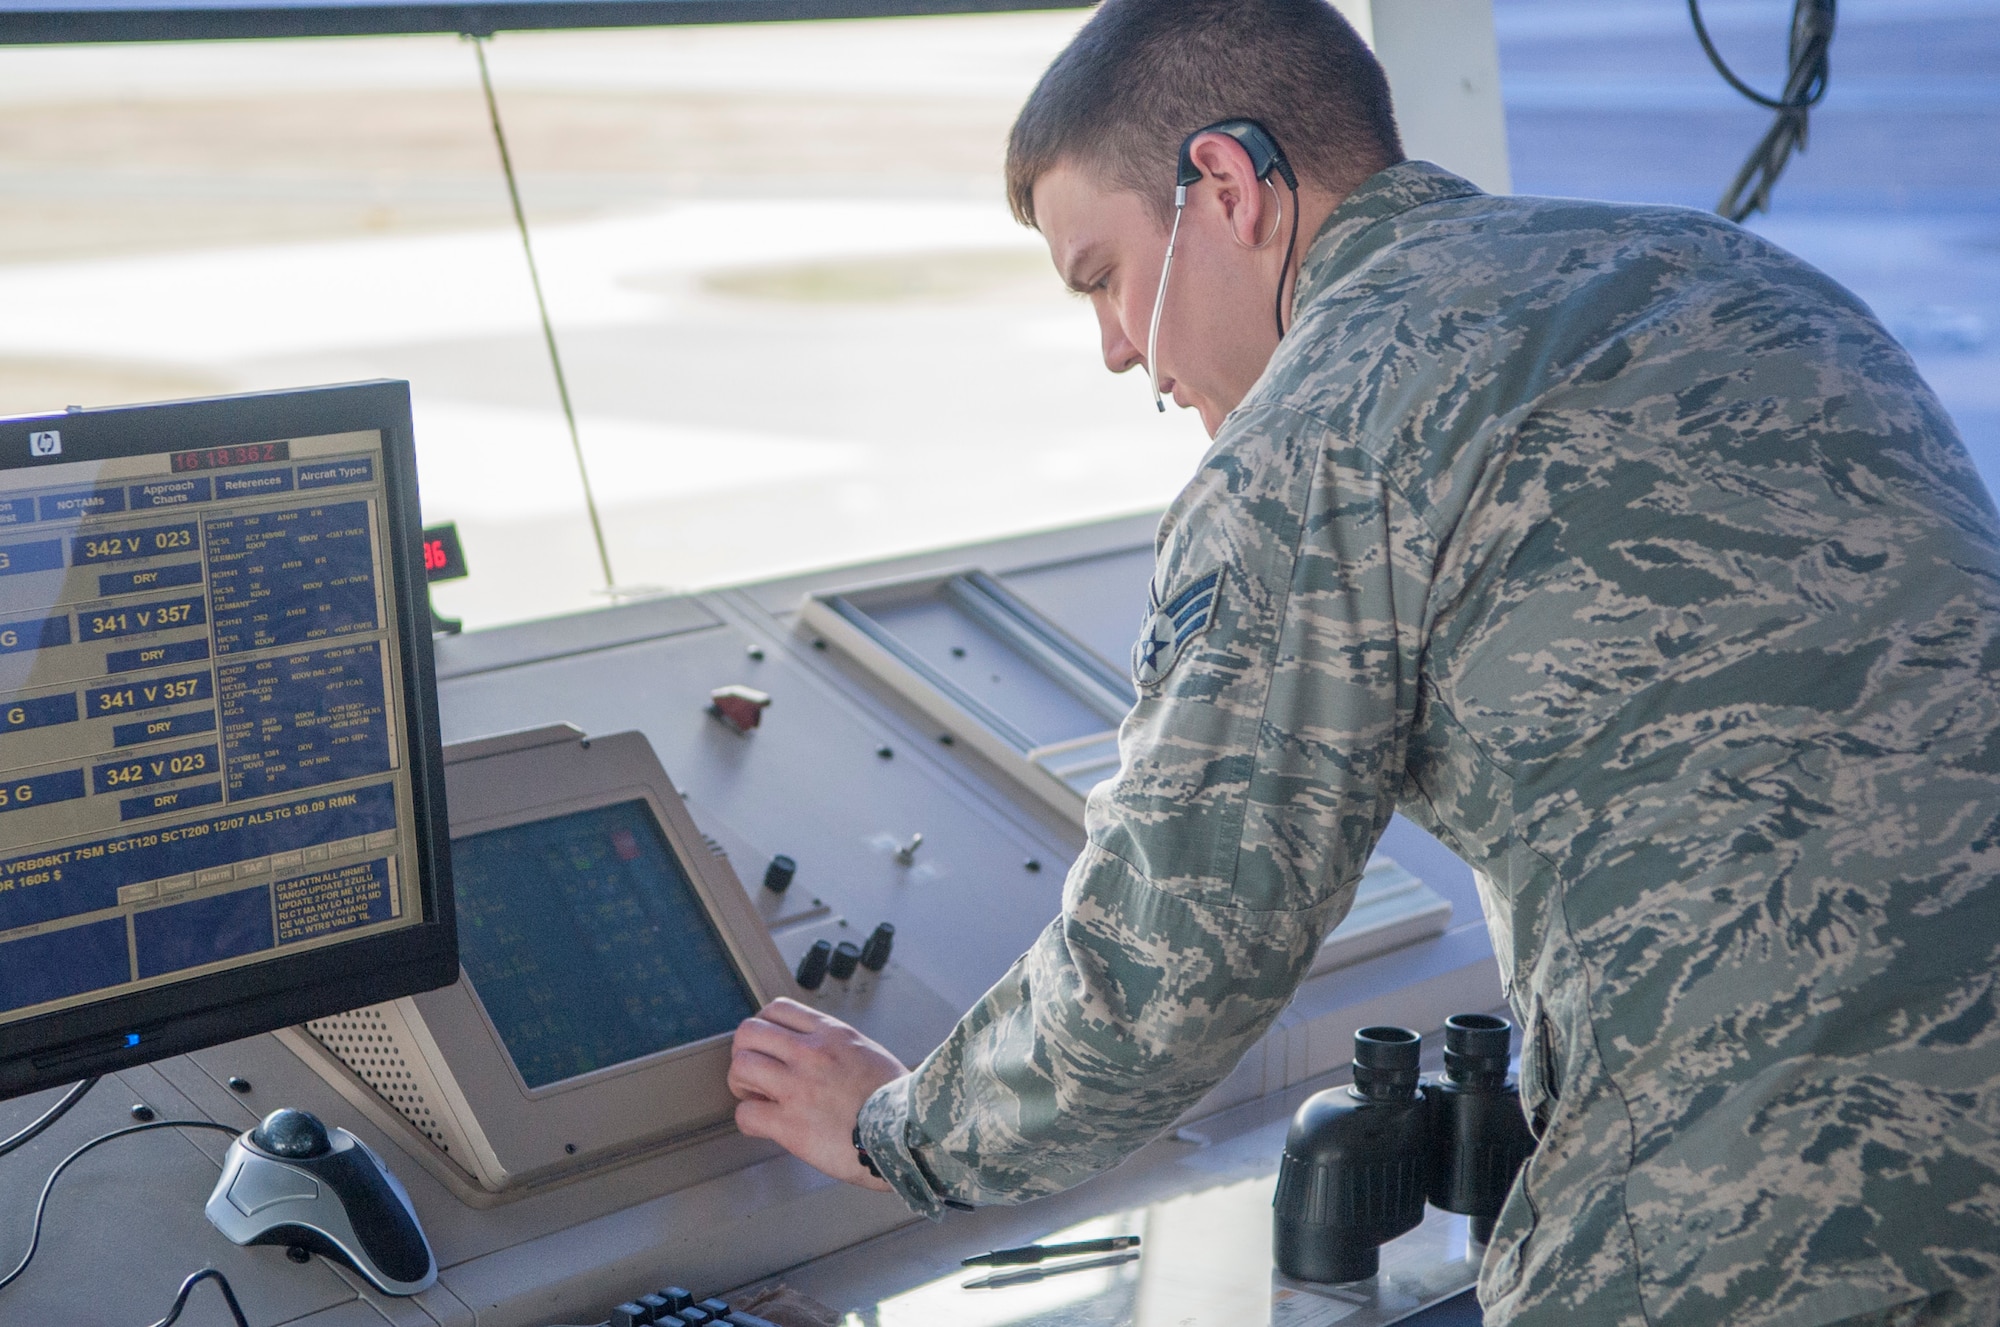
left=288, top=726, right=795, bottom=1196
left=0, top=381, right=456, bottom=1100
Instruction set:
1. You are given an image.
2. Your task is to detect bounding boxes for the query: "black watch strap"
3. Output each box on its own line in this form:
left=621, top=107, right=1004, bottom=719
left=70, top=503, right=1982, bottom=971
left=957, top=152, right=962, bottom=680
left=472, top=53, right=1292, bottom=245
left=852, top=1122, right=882, bottom=1179
left=854, top=1118, right=973, bottom=1211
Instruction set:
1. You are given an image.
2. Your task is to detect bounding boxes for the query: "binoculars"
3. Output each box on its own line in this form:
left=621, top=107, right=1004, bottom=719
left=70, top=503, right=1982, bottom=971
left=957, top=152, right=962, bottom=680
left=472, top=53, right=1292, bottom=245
left=1272, top=1014, right=1538, bottom=1284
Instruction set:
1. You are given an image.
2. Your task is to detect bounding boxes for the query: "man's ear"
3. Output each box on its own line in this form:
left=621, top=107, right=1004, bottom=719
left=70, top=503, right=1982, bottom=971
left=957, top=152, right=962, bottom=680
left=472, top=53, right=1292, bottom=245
left=1185, top=133, right=1276, bottom=249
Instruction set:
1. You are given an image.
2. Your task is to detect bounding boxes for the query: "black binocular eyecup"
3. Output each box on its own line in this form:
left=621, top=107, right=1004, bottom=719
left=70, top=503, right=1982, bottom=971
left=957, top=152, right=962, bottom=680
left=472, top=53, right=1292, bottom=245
left=1442, top=1012, right=1512, bottom=1086
left=1351, top=1024, right=1422, bottom=1097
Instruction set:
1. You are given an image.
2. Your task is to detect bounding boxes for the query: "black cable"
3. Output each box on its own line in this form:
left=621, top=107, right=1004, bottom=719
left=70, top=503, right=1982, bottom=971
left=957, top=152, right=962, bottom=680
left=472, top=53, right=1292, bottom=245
left=0, top=1118, right=240, bottom=1294
left=1689, top=0, right=1837, bottom=222
left=2, top=1104, right=251, bottom=1326
left=468, top=33, right=618, bottom=595
left=0, top=1077, right=98, bottom=1161
left=147, top=1269, right=249, bottom=1327
left=1274, top=177, right=1301, bottom=340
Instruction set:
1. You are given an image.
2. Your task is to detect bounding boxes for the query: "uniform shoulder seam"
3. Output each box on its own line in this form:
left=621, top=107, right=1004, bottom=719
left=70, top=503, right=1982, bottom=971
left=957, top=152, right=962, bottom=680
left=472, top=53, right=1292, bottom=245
left=1238, top=402, right=1450, bottom=560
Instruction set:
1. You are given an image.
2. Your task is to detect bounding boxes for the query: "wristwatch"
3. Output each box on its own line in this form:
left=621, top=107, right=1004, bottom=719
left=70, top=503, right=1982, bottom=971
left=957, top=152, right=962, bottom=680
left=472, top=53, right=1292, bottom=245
left=853, top=1118, right=973, bottom=1211
left=852, top=1122, right=882, bottom=1179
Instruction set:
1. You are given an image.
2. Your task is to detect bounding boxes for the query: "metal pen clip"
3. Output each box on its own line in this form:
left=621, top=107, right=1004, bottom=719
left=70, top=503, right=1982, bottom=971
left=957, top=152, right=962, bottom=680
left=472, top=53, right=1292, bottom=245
left=962, top=1250, right=1141, bottom=1291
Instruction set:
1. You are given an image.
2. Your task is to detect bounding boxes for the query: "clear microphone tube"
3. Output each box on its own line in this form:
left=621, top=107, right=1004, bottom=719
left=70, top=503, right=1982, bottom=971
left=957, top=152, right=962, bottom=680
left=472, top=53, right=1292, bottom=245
left=1148, top=186, right=1188, bottom=413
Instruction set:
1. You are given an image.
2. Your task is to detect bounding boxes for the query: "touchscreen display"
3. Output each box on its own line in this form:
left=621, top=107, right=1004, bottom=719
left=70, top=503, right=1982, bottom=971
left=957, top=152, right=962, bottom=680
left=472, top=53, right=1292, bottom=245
left=450, top=800, right=758, bottom=1089
left=0, top=430, right=425, bottom=1025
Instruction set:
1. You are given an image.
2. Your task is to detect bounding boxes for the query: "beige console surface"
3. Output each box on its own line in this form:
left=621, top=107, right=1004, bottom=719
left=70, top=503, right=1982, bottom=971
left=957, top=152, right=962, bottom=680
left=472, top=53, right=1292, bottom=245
left=0, top=513, right=1499, bottom=1327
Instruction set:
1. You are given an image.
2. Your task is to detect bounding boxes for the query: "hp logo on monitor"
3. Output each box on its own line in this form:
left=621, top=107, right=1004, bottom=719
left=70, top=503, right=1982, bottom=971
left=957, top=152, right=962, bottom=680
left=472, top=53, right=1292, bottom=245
left=28, top=431, right=60, bottom=457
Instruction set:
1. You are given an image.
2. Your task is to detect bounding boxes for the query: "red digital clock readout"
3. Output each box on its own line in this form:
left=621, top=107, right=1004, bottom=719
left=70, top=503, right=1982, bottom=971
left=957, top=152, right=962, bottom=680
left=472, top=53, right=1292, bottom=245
left=421, top=523, right=468, bottom=582
left=169, top=440, right=290, bottom=472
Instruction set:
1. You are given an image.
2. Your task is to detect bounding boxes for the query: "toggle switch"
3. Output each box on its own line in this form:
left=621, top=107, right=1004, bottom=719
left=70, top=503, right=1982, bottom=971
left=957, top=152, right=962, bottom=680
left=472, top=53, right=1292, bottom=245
left=894, top=833, right=924, bottom=866
left=708, top=685, right=771, bottom=734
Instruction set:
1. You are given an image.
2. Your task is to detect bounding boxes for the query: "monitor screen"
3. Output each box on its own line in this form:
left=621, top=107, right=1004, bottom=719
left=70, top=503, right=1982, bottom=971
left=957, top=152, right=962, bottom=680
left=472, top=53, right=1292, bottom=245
left=451, top=799, right=759, bottom=1090
left=0, top=383, right=455, bottom=1099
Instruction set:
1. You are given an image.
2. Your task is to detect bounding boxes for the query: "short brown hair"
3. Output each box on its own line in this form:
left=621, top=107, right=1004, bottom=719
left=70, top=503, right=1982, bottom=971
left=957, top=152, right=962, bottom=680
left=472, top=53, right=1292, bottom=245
left=1005, top=0, right=1403, bottom=227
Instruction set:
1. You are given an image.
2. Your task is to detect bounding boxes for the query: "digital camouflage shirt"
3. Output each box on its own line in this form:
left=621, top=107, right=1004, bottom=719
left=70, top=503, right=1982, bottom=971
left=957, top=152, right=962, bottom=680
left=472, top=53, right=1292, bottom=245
left=857, top=162, right=2000, bottom=1327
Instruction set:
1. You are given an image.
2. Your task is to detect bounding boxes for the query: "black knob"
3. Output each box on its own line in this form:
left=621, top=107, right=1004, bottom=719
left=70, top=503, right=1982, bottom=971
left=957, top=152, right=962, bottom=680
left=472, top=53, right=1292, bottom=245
left=763, top=855, right=796, bottom=893
left=860, top=922, right=895, bottom=971
left=795, top=940, right=832, bottom=990
left=829, top=941, right=862, bottom=980
left=249, top=1108, right=331, bottom=1159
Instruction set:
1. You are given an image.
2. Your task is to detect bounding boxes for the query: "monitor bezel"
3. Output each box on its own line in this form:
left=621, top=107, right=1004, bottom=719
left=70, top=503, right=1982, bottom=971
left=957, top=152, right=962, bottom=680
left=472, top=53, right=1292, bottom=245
left=0, top=380, right=458, bottom=1101
left=445, top=783, right=771, bottom=1099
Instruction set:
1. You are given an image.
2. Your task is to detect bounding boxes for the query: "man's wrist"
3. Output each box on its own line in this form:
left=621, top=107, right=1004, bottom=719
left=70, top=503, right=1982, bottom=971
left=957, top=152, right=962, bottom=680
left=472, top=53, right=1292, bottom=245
left=855, top=1077, right=971, bottom=1218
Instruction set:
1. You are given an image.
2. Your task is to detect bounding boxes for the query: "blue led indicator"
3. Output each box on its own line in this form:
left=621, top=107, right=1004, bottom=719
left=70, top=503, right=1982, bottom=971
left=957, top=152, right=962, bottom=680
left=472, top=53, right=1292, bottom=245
left=125, top=1033, right=140, bottom=1047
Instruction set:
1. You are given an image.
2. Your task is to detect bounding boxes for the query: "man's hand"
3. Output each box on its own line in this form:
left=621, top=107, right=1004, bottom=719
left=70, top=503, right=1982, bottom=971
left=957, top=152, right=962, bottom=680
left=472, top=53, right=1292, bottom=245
left=729, top=998, right=903, bottom=1192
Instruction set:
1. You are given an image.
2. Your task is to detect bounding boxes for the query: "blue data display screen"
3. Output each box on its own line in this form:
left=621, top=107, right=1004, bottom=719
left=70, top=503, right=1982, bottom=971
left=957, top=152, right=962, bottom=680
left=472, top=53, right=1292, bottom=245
left=452, top=801, right=758, bottom=1090
left=0, top=427, right=421, bottom=1027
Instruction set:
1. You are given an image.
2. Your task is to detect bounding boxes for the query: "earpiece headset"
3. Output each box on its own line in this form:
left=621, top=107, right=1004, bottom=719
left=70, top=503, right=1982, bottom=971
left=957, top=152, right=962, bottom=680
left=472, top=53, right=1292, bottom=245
left=1148, top=118, right=1302, bottom=412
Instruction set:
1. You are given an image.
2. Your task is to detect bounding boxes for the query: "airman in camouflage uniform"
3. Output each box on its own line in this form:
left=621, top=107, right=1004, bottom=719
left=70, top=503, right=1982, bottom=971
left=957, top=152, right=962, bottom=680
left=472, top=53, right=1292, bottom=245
left=856, top=162, right=2000, bottom=1325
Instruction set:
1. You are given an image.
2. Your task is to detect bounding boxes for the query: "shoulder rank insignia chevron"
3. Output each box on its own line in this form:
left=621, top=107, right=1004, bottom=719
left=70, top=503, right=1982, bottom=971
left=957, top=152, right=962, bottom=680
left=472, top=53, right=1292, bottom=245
left=1132, top=567, right=1223, bottom=689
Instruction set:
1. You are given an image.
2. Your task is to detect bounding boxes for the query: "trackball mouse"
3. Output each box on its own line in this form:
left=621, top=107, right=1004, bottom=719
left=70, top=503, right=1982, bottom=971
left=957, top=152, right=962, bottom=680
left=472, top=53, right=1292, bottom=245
left=205, top=1108, right=438, bottom=1295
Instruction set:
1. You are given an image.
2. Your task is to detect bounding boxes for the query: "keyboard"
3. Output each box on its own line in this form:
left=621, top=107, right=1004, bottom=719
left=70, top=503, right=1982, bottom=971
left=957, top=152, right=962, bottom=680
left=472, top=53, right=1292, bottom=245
left=579, top=1284, right=779, bottom=1327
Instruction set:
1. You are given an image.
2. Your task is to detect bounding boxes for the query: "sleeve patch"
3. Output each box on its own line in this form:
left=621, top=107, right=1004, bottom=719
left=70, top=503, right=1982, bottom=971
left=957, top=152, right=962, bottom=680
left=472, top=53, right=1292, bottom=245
left=1132, top=567, right=1224, bottom=689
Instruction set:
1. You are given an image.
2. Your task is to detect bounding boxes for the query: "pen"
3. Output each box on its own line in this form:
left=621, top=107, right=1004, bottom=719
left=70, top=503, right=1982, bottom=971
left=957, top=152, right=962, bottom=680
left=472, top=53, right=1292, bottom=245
left=962, top=1251, right=1141, bottom=1290
left=962, top=1235, right=1142, bottom=1267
